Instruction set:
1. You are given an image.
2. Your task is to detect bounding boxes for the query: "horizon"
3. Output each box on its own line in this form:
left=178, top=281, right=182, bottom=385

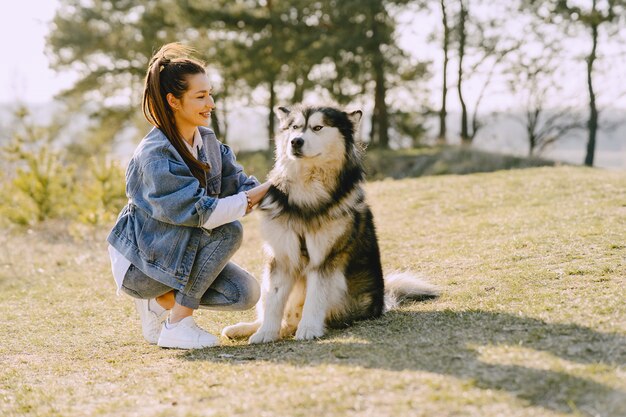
left=1, top=100, right=624, bottom=170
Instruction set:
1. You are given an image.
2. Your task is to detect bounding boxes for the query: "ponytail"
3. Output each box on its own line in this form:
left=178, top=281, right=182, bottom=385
left=142, top=43, right=210, bottom=188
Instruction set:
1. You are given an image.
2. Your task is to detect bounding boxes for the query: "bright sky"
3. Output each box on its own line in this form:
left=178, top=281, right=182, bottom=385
left=0, top=0, right=76, bottom=104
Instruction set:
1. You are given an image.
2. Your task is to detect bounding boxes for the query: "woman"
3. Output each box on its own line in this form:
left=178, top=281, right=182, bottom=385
left=107, top=43, right=270, bottom=349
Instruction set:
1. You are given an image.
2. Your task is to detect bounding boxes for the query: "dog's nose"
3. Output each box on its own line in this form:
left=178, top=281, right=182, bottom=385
left=291, top=137, right=304, bottom=149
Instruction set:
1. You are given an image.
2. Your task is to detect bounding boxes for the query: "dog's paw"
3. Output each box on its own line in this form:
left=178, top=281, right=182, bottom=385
left=295, top=325, right=325, bottom=341
left=221, top=321, right=260, bottom=339
left=280, top=324, right=297, bottom=338
left=249, top=329, right=280, bottom=344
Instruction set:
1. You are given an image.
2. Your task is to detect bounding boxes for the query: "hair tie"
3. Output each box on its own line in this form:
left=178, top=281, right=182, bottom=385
left=159, top=56, right=171, bottom=72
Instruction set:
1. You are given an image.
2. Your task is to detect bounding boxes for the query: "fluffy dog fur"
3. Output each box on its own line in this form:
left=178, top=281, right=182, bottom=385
left=222, top=105, right=439, bottom=343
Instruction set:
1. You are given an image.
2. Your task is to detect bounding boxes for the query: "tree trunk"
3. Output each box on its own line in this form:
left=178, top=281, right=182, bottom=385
left=293, top=77, right=305, bottom=103
left=528, top=127, right=536, bottom=157
left=369, top=108, right=378, bottom=145
left=267, top=0, right=276, bottom=148
left=369, top=4, right=389, bottom=150
left=438, top=0, right=449, bottom=144
left=584, top=20, right=598, bottom=167
left=457, top=0, right=470, bottom=145
left=210, top=108, right=222, bottom=141
left=527, top=108, right=539, bottom=157
left=222, top=84, right=229, bottom=143
left=268, top=78, right=276, bottom=147
left=372, top=56, right=389, bottom=148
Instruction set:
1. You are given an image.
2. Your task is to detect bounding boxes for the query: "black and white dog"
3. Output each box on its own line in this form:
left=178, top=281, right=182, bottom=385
left=222, top=105, right=438, bottom=343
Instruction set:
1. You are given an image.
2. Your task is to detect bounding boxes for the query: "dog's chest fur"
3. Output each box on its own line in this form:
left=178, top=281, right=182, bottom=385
left=259, top=173, right=361, bottom=270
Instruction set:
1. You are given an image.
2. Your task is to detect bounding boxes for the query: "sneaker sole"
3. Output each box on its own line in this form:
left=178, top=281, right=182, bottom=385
left=157, top=337, right=220, bottom=350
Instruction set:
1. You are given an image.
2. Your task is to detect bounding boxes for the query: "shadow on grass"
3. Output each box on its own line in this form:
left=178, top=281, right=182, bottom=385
left=181, top=309, right=626, bottom=416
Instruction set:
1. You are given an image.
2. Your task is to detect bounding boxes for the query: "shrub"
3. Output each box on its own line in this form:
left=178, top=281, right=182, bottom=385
left=1, top=107, right=75, bottom=225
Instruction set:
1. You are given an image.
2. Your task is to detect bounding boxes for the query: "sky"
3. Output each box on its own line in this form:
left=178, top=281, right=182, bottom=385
left=0, top=1, right=76, bottom=104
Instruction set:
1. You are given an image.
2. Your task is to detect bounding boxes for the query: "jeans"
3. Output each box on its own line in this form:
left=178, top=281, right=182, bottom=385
left=120, top=221, right=260, bottom=310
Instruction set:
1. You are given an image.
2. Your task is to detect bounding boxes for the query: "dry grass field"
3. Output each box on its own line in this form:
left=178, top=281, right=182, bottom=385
left=1, top=166, right=624, bottom=417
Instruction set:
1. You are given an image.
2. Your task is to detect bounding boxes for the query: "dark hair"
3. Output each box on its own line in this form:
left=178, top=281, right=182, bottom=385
left=142, top=43, right=209, bottom=188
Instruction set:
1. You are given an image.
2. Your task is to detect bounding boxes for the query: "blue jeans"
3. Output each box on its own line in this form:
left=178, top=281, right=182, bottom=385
left=121, top=221, right=259, bottom=310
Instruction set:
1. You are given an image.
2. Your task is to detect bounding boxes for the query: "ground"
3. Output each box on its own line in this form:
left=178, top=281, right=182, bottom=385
left=1, top=166, right=624, bottom=417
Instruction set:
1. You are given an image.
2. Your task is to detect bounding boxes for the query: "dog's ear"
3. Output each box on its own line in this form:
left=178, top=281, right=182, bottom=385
left=275, top=106, right=291, bottom=122
left=348, top=110, right=363, bottom=126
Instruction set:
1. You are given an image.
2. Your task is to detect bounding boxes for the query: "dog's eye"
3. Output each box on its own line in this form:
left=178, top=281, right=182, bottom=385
left=291, top=125, right=300, bottom=130
left=312, top=126, right=323, bottom=132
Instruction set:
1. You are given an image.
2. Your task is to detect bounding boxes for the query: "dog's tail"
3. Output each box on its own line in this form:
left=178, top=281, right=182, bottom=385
left=383, top=271, right=440, bottom=312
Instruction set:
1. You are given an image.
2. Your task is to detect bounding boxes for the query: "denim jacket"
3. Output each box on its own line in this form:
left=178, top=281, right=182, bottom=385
left=106, top=126, right=259, bottom=290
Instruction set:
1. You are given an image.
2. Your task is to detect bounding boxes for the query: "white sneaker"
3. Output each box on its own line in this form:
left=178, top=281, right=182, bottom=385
left=157, top=316, right=220, bottom=349
left=134, top=298, right=169, bottom=344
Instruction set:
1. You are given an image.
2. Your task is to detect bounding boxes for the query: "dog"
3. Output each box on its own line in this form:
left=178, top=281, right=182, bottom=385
left=222, top=105, right=439, bottom=343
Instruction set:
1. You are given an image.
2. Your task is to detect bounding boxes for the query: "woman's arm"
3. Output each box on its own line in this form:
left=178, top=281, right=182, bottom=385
left=201, top=182, right=271, bottom=229
left=244, top=181, right=272, bottom=212
left=139, top=157, right=218, bottom=226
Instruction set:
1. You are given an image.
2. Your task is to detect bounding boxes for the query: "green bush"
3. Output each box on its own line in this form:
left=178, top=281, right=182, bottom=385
left=1, top=107, right=75, bottom=224
left=0, top=107, right=126, bottom=230
left=71, top=156, right=126, bottom=226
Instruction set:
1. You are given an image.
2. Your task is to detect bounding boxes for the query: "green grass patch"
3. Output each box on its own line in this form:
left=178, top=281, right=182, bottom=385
left=1, top=166, right=624, bottom=417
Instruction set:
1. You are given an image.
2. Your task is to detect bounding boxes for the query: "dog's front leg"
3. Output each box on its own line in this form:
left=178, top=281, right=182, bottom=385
left=249, top=262, right=294, bottom=344
left=295, top=269, right=346, bottom=340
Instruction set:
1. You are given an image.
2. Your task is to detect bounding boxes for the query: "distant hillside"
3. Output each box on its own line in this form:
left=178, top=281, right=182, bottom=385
left=364, top=146, right=562, bottom=180
left=236, top=145, right=560, bottom=182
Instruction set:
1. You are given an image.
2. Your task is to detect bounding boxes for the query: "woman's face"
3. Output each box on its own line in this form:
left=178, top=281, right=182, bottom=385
left=170, top=72, right=215, bottom=132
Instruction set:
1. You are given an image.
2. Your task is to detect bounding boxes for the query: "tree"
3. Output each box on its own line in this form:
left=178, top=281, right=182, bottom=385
left=504, top=23, right=583, bottom=156
left=453, top=0, right=520, bottom=145
left=48, top=0, right=427, bottom=150
left=456, top=0, right=470, bottom=143
left=183, top=0, right=424, bottom=149
left=312, top=0, right=425, bottom=148
left=176, top=0, right=328, bottom=143
left=525, top=0, right=626, bottom=166
left=438, top=0, right=452, bottom=144
left=47, top=0, right=182, bottom=152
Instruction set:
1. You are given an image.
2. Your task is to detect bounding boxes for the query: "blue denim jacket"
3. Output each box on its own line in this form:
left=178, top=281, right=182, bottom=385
left=106, top=126, right=259, bottom=290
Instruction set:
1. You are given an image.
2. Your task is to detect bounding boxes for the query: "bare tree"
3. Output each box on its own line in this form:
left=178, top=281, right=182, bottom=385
left=504, top=24, right=583, bottom=156
left=438, top=0, right=451, bottom=144
left=456, top=0, right=470, bottom=143
left=454, top=0, right=520, bottom=145
left=525, top=0, right=626, bottom=166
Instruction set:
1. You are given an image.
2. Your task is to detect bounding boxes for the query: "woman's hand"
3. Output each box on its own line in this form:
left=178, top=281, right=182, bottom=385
left=245, top=181, right=272, bottom=213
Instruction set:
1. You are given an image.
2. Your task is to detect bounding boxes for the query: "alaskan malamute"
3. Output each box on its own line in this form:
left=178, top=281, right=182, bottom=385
left=222, top=105, right=439, bottom=343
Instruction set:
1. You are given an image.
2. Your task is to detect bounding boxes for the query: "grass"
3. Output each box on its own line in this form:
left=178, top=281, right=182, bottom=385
left=1, top=166, right=624, bottom=417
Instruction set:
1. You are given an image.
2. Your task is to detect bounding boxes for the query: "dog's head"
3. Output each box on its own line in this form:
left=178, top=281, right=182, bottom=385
left=274, top=105, right=362, bottom=166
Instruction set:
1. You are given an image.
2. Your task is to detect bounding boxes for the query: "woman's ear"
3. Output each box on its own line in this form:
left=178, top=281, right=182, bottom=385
left=166, top=93, right=180, bottom=111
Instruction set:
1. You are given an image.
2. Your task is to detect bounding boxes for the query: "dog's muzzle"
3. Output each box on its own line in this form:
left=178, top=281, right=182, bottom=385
left=291, top=137, right=304, bottom=157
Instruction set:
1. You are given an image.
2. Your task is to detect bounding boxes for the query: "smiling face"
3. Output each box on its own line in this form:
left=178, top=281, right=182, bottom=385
left=168, top=72, right=215, bottom=138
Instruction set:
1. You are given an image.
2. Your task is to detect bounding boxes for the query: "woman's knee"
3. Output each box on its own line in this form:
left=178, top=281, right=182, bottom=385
left=240, top=275, right=260, bottom=310
left=198, top=274, right=259, bottom=310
